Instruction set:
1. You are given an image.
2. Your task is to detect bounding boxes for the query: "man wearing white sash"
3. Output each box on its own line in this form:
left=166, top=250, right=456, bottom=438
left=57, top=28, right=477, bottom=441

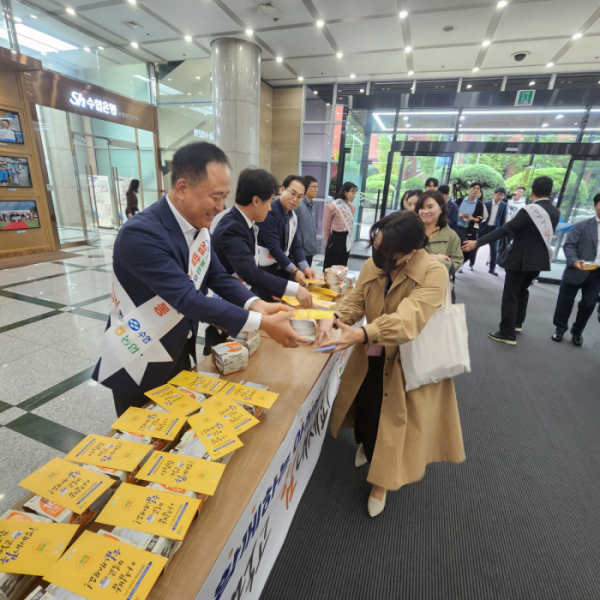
left=462, top=176, right=560, bottom=346
left=322, top=181, right=358, bottom=269
left=93, top=143, right=308, bottom=415
left=256, top=174, right=317, bottom=284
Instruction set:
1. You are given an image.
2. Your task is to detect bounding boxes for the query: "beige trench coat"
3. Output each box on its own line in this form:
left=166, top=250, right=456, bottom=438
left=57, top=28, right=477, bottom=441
left=330, top=249, right=466, bottom=490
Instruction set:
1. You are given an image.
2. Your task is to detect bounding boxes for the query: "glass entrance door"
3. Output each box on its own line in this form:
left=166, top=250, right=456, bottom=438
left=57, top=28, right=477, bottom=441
left=71, top=134, right=142, bottom=232
left=382, top=152, right=454, bottom=215
left=106, top=141, right=141, bottom=226
left=553, top=158, right=600, bottom=260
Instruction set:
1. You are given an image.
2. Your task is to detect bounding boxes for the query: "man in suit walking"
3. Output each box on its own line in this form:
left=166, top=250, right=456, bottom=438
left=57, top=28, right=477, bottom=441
left=468, top=187, right=507, bottom=275
left=462, top=176, right=560, bottom=346
left=93, top=143, right=306, bottom=415
left=551, top=193, right=600, bottom=346
left=212, top=167, right=313, bottom=307
left=439, top=184, right=459, bottom=231
left=257, top=174, right=317, bottom=283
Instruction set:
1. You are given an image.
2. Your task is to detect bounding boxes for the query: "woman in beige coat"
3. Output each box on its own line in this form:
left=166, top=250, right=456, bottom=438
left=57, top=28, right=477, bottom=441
left=318, top=211, right=465, bottom=517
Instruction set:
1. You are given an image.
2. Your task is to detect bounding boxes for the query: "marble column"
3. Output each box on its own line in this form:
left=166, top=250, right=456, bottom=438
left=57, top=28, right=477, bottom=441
left=211, top=38, right=261, bottom=206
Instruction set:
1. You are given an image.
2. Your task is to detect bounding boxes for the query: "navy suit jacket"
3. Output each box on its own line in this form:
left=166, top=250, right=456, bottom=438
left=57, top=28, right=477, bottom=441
left=256, top=199, right=307, bottom=274
left=212, top=206, right=288, bottom=301
left=447, top=200, right=459, bottom=230
left=483, top=200, right=507, bottom=229
left=562, top=217, right=599, bottom=285
left=92, top=196, right=254, bottom=397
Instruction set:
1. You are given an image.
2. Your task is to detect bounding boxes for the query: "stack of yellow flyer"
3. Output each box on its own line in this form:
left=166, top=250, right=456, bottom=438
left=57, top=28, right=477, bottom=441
left=19, top=458, right=113, bottom=515
left=211, top=381, right=280, bottom=410
left=43, top=531, right=167, bottom=600
left=143, top=383, right=203, bottom=416
left=187, top=412, right=243, bottom=461
left=293, top=309, right=335, bottom=320
left=0, top=520, right=78, bottom=576
left=96, top=483, right=200, bottom=541
left=169, top=371, right=226, bottom=396
left=111, top=408, right=186, bottom=442
left=310, top=294, right=336, bottom=309
left=281, top=295, right=300, bottom=307
left=136, top=450, right=225, bottom=496
left=308, top=285, right=340, bottom=299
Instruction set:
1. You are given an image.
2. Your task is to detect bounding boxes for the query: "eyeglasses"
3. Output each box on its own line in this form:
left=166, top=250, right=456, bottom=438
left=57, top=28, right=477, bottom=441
left=308, top=184, right=318, bottom=189
left=285, top=189, right=304, bottom=199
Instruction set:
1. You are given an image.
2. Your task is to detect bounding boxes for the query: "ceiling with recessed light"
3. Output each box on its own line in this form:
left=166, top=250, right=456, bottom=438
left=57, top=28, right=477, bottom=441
left=4, top=0, right=600, bottom=85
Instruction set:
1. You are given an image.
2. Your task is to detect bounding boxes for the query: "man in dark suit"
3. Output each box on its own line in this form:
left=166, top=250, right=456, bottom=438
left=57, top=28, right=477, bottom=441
left=439, top=184, right=459, bottom=231
left=468, top=187, right=507, bottom=275
left=462, top=176, right=560, bottom=346
left=551, top=193, right=600, bottom=346
left=212, top=167, right=313, bottom=307
left=257, top=174, right=317, bottom=284
left=93, top=143, right=306, bottom=415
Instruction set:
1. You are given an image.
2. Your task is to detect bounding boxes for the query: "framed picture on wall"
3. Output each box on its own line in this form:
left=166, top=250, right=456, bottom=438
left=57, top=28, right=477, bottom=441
left=0, top=201, right=40, bottom=231
left=0, top=155, right=32, bottom=188
left=0, top=109, right=24, bottom=145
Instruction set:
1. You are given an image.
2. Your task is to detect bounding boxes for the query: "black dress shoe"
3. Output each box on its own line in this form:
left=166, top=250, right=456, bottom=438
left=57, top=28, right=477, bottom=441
left=572, top=333, right=583, bottom=347
left=551, top=332, right=563, bottom=342
left=488, top=331, right=517, bottom=345
left=489, top=270, right=499, bottom=276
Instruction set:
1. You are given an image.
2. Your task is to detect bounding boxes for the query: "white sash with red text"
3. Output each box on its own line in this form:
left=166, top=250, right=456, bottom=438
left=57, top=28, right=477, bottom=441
left=333, top=200, right=354, bottom=252
left=524, top=203, right=554, bottom=260
left=97, top=228, right=211, bottom=385
left=257, top=212, right=298, bottom=267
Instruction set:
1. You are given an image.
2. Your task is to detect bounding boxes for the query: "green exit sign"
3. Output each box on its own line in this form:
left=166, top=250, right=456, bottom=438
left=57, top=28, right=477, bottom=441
left=515, top=89, right=536, bottom=106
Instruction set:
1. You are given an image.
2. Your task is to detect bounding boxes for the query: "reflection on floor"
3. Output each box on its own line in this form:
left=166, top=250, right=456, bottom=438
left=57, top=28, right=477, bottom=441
left=58, top=226, right=119, bottom=245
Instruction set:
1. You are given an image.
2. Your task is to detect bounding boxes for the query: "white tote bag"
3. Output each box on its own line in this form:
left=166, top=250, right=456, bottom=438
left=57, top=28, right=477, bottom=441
left=399, top=282, right=470, bottom=392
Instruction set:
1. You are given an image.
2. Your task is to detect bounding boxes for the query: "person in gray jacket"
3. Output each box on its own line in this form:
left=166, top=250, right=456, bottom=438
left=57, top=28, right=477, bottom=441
left=552, top=192, right=600, bottom=346
left=295, top=175, right=319, bottom=266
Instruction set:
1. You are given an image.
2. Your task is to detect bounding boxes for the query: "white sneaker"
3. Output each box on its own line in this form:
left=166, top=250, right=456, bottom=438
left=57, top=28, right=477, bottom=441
left=355, top=445, right=367, bottom=467
left=367, top=491, right=387, bottom=517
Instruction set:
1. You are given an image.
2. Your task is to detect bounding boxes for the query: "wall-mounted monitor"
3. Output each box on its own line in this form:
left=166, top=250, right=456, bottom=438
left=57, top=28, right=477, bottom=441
left=0, top=109, right=24, bottom=145
left=0, top=201, right=40, bottom=231
left=0, top=155, right=32, bottom=188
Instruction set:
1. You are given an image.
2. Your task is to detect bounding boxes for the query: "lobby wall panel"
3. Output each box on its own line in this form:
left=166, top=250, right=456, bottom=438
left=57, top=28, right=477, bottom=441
left=271, top=86, right=302, bottom=184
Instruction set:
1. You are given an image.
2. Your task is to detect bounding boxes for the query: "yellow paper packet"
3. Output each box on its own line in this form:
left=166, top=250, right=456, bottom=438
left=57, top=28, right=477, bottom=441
left=95, top=483, right=200, bottom=541
left=0, top=520, right=78, bottom=575
left=111, top=407, right=185, bottom=441
left=204, top=396, right=260, bottom=435
left=187, top=412, right=243, bottom=460
left=293, top=310, right=335, bottom=320
left=64, top=435, right=152, bottom=472
left=43, top=530, right=167, bottom=600
left=136, top=451, right=225, bottom=496
left=210, top=381, right=279, bottom=409
left=19, top=457, right=113, bottom=515
left=144, top=384, right=203, bottom=416
left=169, top=370, right=227, bottom=396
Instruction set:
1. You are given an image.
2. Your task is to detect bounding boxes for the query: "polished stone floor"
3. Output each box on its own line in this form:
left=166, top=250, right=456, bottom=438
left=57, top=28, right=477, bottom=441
left=0, top=233, right=327, bottom=513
